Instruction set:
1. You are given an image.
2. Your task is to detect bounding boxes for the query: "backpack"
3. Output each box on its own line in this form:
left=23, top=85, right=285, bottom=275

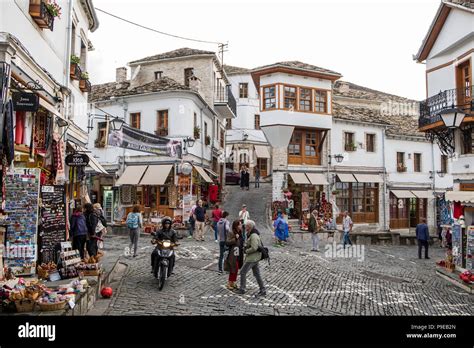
left=257, top=237, right=270, bottom=264
left=126, top=213, right=139, bottom=229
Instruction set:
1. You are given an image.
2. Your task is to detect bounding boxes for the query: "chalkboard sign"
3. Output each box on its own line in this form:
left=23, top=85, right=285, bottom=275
left=39, top=185, right=66, bottom=264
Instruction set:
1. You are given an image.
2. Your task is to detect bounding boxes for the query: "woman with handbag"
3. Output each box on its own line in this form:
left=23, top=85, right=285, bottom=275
left=224, top=220, right=242, bottom=290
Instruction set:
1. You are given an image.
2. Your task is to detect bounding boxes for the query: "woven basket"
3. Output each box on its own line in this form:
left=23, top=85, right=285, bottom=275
left=38, top=301, right=66, bottom=312
left=15, top=299, right=35, bottom=313
left=82, top=269, right=100, bottom=276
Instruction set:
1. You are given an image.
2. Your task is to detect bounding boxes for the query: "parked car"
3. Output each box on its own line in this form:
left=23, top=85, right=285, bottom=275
left=225, top=168, right=240, bottom=185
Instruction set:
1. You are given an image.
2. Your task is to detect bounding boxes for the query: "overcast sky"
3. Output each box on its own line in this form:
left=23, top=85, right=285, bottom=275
left=88, top=0, right=441, bottom=101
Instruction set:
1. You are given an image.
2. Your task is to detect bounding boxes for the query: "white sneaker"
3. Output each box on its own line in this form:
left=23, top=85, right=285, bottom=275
left=215, top=240, right=218, bottom=243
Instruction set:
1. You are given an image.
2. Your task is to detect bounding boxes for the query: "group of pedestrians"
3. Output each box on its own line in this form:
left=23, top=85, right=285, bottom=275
left=69, top=203, right=108, bottom=260
left=239, top=166, right=262, bottom=190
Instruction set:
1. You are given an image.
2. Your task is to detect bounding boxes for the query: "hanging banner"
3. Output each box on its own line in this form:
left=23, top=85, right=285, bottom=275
left=108, top=124, right=182, bottom=158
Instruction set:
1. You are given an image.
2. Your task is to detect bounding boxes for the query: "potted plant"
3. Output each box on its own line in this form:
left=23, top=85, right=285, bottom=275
left=397, top=164, right=407, bottom=173
left=331, top=190, right=340, bottom=195
left=29, top=0, right=60, bottom=30
left=205, top=135, right=211, bottom=146
left=70, top=55, right=81, bottom=80
left=345, top=142, right=357, bottom=151
left=79, top=72, right=91, bottom=93
left=193, top=126, right=201, bottom=140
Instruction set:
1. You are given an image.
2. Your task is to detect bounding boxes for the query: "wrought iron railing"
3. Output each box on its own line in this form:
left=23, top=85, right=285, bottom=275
left=419, top=86, right=473, bottom=128
left=215, top=84, right=237, bottom=116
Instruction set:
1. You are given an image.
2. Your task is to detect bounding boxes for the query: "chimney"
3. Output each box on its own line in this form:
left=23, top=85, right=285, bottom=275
left=116, top=67, right=127, bottom=83
left=189, top=76, right=201, bottom=92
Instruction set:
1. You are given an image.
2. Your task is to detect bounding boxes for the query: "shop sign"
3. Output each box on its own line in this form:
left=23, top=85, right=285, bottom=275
left=460, top=183, right=474, bottom=191
left=12, top=92, right=39, bottom=112
left=65, top=153, right=89, bottom=167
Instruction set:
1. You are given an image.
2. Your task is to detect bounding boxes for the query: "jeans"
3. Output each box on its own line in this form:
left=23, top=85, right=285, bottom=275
left=255, top=177, right=260, bottom=188
left=73, top=235, right=87, bottom=259
left=218, top=241, right=226, bottom=271
left=343, top=231, right=352, bottom=248
left=239, top=261, right=265, bottom=292
left=188, top=217, right=195, bottom=236
left=213, top=221, right=218, bottom=241
left=311, top=233, right=320, bottom=251
left=129, top=228, right=139, bottom=256
left=86, top=238, right=98, bottom=257
left=418, top=239, right=429, bottom=259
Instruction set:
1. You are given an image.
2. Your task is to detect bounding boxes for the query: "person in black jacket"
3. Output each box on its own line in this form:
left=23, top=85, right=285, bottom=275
left=84, top=203, right=99, bottom=257
left=70, top=206, right=88, bottom=259
left=151, top=217, right=178, bottom=276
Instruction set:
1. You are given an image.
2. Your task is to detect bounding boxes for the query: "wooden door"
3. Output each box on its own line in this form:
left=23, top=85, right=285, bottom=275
left=257, top=158, right=267, bottom=177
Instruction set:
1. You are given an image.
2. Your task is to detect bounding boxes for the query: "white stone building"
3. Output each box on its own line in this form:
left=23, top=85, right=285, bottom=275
left=224, top=65, right=271, bottom=179
left=88, top=48, right=232, bottom=221
left=414, top=0, right=473, bottom=228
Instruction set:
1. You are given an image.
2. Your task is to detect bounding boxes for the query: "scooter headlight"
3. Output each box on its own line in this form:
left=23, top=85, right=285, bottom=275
left=163, top=241, right=171, bottom=248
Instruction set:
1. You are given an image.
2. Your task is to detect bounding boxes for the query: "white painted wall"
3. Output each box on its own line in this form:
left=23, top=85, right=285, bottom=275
left=89, top=92, right=216, bottom=166
left=227, top=73, right=259, bottom=130
left=385, top=136, right=453, bottom=189
left=0, top=0, right=95, bottom=135
left=332, top=121, right=384, bottom=168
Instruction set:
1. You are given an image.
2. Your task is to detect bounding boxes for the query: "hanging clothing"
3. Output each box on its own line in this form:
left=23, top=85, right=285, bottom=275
left=453, top=201, right=464, bottom=219
left=15, top=111, right=25, bottom=144
left=3, top=100, right=14, bottom=165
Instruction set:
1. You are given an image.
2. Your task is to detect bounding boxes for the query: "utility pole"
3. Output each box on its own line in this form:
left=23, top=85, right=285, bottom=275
left=218, top=42, right=228, bottom=67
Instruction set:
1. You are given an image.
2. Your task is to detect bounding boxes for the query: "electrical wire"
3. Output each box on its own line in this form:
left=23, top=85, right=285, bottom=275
left=95, top=8, right=223, bottom=45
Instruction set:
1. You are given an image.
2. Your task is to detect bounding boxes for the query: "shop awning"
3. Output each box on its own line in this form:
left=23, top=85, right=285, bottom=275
left=86, top=154, right=108, bottom=174
left=115, top=165, right=148, bottom=186
left=289, top=172, right=310, bottom=185
left=445, top=191, right=474, bottom=203
left=306, top=173, right=329, bottom=185
left=254, top=145, right=271, bottom=159
left=194, top=165, right=213, bottom=183
left=391, top=190, right=415, bottom=198
left=354, top=174, right=384, bottom=183
left=139, top=165, right=173, bottom=186
left=205, top=168, right=219, bottom=178
left=337, top=173, right=357, bottom=182
left=411, top=190, right=433, bottom=199
left=39, top=97, right=62, bottom=118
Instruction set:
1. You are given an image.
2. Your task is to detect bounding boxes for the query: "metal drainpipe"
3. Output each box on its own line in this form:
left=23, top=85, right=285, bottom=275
left=64, top=0, right=73, bottom=204
left=382, top=126, right=387, bottom=231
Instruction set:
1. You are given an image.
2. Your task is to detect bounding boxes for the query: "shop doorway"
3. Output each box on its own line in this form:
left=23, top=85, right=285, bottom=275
left=102, top=187, right=114, bottom=223
left=409, top=197, right=427, bottom=228
left=257, top=158, right=268, bottom=177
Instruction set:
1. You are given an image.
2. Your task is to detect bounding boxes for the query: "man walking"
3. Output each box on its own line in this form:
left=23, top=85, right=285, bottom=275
left=212, top=204, right=223, bottom=243
left=216, top=211, right=230, bottom=274
left=416, top=218, right=430, bottom=259
left=255, top=167, right=260, bottom=188
left=342, top=211, right=353, bottom=249
left=236, top=220, right=266, bottom=296
left=193, top=200, right=206, bottom=241
left=239, top=204, right=250, bottom=240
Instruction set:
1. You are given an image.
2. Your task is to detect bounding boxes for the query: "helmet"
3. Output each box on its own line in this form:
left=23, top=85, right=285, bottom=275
left=161, top=217, right=173, bottom=229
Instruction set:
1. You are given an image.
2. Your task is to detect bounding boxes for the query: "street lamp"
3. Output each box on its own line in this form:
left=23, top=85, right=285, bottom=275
left=429, top=170, right=446, bottom=179
left=110, top=117, right=125, bottom=131
left=328, top=153, right=344, bottom=165
left=182, top=136, right=195, bottom=154
left=439, top=108, right=465, bottom=129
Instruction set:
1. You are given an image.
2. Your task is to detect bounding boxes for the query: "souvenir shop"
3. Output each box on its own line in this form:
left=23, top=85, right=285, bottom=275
left=438, top=188, right=474, bottom=275
left=272, top=171, right=333, bottom=228
left=107, top=162, right=219, bottom=232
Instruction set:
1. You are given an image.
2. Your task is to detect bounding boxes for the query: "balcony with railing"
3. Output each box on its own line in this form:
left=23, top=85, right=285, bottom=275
left=419, top=86, right=473, bottom=130
left=214, top=84, right=237, bottom=119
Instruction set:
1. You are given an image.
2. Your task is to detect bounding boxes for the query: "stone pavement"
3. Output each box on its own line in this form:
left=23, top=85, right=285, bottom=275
left=91, top=184, right=474, bottom=316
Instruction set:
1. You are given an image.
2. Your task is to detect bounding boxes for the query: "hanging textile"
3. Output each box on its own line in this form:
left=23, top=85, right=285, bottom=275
left=3, top=100, right=14, bottom=165
left=453, top=201, right=464, bottom=219
left=15, top=111, right=25, bottom=144
left=438, top=198, right=452, bottom=225
left=33, top=111, right=47, bottom=153
left=44, top=115, right=53, bottom=151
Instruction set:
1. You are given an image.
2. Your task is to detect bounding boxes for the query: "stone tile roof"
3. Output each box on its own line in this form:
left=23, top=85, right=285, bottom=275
left=89, top=77, right=190, bottom=103
left=333, top=81, right=423, bottom=138
left=223, top=65, right=251, bottom=75
left=252, top=60, right=342, bottom=77
left=129, top=47, right=215, bottom=64
left=333, top=81, right=416, bottom=104
left=445, top=0, right=474, bottom=10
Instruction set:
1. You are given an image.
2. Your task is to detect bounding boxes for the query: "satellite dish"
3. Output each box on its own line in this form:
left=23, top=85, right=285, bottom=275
left=131, top=65, right=141, bottom=80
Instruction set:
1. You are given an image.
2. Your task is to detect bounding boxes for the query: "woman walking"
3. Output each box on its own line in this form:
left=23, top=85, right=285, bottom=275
left=309, top=209, right=321, bottom=252
left=93, top=203, right=107, bottom=249
left=69, top=206, right=88, bottom=259
left=240, top=166, right=246, bottom=190
left=84, top=203, right=99, bottom=258
left=225, top=220, right=242, bottom=290
left=126, top=205, right=143, bottom=257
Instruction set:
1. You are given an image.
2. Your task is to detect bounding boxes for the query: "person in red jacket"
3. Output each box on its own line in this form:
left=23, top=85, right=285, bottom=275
left=212, top=204, right=223, bottom=243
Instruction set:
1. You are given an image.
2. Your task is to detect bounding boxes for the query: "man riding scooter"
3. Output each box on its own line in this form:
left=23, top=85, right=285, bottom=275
left=151, top=217, right=178, bottom=277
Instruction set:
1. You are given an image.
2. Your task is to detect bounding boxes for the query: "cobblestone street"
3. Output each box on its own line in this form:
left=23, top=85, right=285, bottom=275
left=96, top=184, right=474, bottom=316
